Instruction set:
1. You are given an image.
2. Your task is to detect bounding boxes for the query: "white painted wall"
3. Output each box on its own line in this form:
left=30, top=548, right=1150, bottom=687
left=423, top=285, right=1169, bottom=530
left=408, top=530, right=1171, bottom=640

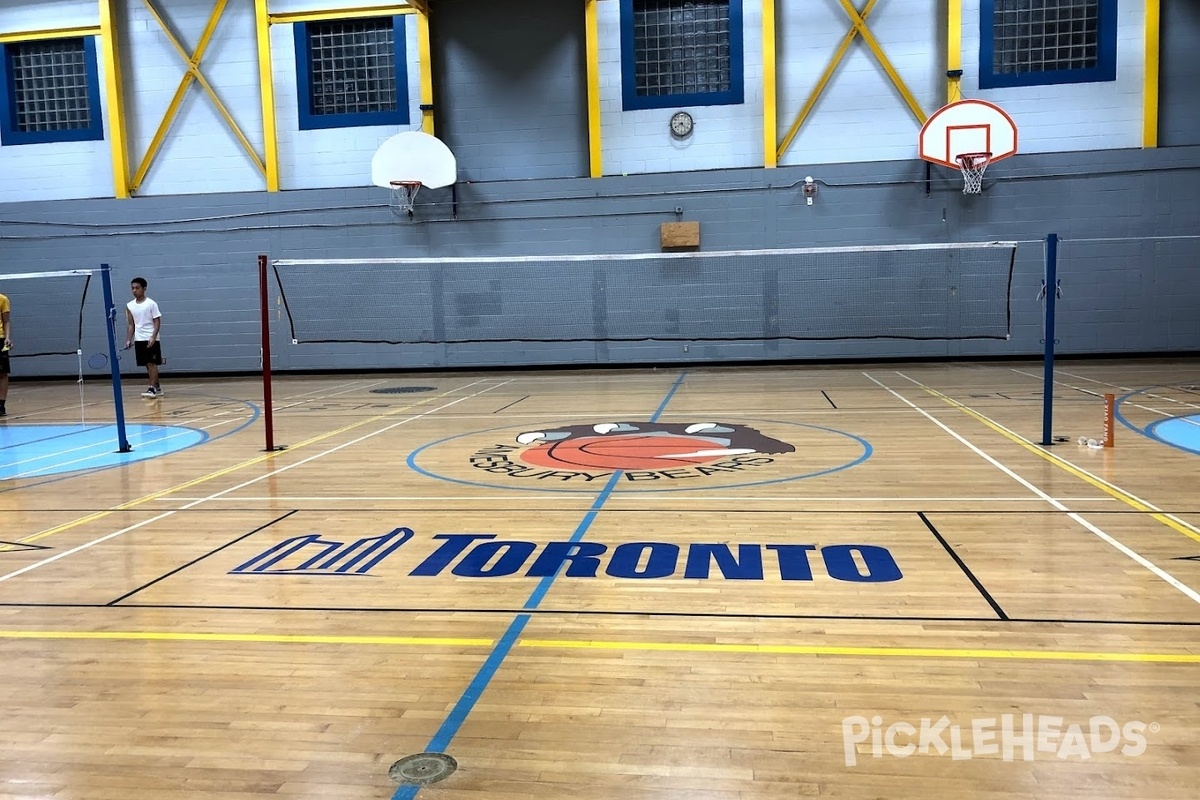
left=0, top=0, right=423, bottom=203
left=0, top=0, right=99, bottom=31
left=0, top=0, right=1156, bottom=203
left=122, top=0, right=265, bottom=196
left=270, top=7, right=423, bottom=191
left=598, top=0, right=766, bottom=176
left=960, top=0, right=1146, bottom=154
left=776, top=0, right=941, bottom=168
left=0, top=0, right=112, bottom=203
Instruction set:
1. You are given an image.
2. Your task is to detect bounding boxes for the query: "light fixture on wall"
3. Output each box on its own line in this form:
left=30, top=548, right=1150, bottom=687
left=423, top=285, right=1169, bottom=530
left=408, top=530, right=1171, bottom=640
left=803, top=176, right=818, bottom=206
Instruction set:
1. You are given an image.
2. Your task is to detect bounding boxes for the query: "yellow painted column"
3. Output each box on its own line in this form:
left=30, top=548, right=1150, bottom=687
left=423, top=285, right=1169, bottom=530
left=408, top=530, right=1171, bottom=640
left=97, top=1, right=130, bottom=198
left=585, top=0, right=602, bottom=178
left=416, top=11, right=434, bottom=135
left=762, top=0, right=776, bottom=168
left=255, top=0, right=280, bottom=191
left=1143, top=0, right=1159, bottom=147
left=947, top=0, right=962, bottom=104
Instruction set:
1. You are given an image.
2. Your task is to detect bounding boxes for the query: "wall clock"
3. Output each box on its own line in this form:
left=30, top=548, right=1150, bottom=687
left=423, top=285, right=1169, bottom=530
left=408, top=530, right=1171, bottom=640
left=670, top=111, right=693, bottom=139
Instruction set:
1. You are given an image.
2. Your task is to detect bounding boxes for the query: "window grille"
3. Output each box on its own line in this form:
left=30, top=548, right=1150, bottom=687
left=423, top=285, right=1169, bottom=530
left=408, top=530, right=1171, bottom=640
left=294, top=15, right=409, bottom=129
left=633, top=0, right=731, bottom=97
left=9, top=38, right=93, bottom=132
left=620, top=0, right=742, bottom=110
left=992, top=0, right=1099, bottom=75
left=306, top=17, right=398, bottom=116
left=979, top=0, right=1115, bottom=88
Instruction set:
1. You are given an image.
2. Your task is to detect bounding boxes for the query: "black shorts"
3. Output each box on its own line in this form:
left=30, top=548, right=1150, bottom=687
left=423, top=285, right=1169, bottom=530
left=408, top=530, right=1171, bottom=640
left=134, top=341, right=163, bottom=367
left=0, top=351, right=8, bottom=375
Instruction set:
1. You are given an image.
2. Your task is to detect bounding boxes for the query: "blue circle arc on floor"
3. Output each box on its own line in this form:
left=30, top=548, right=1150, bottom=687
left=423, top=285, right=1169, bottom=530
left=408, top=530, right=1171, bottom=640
left=1146, top=414, right=1200, bottom=456
left=0, top=423, right=208, bottom=480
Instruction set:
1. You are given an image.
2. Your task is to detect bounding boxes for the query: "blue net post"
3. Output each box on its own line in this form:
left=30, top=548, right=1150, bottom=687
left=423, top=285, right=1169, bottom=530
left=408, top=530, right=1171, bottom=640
left=100, top=263, right=132, bottom=453
left=1041, top=233, right=1059, bottom=446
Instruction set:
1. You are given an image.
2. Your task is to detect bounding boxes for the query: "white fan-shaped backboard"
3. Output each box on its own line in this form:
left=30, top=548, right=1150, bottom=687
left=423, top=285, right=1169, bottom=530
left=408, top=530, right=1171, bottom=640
left=371, top=131, right=457, bottom=189
left=919, top=100, right=1018, bottom=169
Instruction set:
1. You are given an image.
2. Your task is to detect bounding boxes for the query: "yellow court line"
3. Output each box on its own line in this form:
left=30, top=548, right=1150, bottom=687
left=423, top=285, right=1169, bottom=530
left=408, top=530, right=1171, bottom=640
left=2, top=630, right=1193, bottom=663
left=918, top=386, right=1200, bottom=544
left=8, top=382, right=493, bottom=547
left=520, top=639, right=1200, bottom=664
left=0, top=630, right=490, bottom=647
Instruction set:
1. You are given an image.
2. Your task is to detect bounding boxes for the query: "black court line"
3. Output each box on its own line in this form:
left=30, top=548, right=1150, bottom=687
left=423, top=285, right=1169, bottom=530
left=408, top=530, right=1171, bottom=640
left=919, top=511, right=1009, bottom=620
left=0, top=540, right=53, bottom=552
left=105, top=510, right=299, bottom=605
left=821, top=390, right=837, bottom=409
left=4, top=601, right=1196, bottom=626
left=493, top=396, right=529, bottom=413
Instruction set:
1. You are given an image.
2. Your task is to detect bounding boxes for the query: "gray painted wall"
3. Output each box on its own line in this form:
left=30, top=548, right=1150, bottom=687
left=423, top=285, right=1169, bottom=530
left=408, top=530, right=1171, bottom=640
left=1161, top=0, right=1200, bottom=146
left=430, top=0, right=589, bottom=181
left=2, top=145, right=1198, bottom=379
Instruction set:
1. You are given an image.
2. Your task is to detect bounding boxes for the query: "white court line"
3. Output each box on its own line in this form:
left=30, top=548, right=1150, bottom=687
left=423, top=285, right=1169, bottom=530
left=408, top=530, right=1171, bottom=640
left=1011, top=367, right=1200, bottom=415
left=153, top=495, right=1112, bottom=503
left=0, top=380, right=511, bottom=585
left=11, top=419, right=247, bottom=479
left=3, top=414, right=249, bottom=479
left=272, top=378, right=396, bottom=410
left=865, top=371, right=1200, bottom=606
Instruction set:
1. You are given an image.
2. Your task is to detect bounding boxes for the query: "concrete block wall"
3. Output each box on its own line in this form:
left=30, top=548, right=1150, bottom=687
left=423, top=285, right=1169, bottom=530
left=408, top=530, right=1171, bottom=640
left=1160, top=0, right=1200, bottom=146
left=120, top=0, right=265, bottom=196
left=598, top=0, right=766, bottom=175
left=271, top=1, right=424, bottom=191
left=2, top=0, right=1198, bottom=379
left=2, top=145, right=1197, bottom=379
left=776, top=0, right=942, bottom=167
left=0, top=0, right=1176, bottom=199
left=0, top=0, right=112, bottom=203
left=960, top=0, right=1146, bottom=154
left=430, top=0, right=590, bottom=181
left=0, top=0, right=426, bottom=201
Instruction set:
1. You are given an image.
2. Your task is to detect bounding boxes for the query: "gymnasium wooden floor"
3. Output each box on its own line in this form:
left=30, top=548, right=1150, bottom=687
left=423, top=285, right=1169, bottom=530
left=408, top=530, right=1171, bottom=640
left=0, top=359, right=1197, bottom=799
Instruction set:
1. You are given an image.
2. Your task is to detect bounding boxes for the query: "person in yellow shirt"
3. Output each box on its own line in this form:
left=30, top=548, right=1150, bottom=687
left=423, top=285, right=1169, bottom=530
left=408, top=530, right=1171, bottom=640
left=0, top=291, right=10, bottom=417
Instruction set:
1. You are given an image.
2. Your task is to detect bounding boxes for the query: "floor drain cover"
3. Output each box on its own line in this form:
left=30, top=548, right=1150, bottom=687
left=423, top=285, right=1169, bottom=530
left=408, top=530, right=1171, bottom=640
left=371, top=386, right=436, bottom=394
left=389, top=752, right=457, bottom=785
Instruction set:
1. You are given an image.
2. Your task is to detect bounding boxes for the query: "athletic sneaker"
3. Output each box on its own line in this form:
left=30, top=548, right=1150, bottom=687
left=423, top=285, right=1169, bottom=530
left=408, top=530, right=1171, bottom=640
left=142, top=386, right=160, bottom=398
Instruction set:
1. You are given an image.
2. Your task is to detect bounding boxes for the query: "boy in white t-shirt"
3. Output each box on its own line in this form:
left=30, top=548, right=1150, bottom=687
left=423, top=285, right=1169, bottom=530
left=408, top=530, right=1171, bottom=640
left=125, top=277, right=164, bottom=398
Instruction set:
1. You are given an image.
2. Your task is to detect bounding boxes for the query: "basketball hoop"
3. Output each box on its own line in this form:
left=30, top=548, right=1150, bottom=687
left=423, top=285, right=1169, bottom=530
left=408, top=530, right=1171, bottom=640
left=389, top=180, right=422, bottom=218
left=956, top=152, right=991, bottom=195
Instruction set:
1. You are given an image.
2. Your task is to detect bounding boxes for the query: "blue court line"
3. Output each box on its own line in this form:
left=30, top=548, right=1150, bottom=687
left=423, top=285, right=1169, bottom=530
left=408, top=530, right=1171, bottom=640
left=405, top=417, right=871, bottom=495
left=392, top=371, right=688, bottom=800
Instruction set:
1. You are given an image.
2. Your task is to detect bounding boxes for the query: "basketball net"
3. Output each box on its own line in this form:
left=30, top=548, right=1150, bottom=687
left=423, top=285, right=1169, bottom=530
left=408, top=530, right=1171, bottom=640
left=956, top=152, right=991, bottom=195
left=389, top=180, right=422, bottom=218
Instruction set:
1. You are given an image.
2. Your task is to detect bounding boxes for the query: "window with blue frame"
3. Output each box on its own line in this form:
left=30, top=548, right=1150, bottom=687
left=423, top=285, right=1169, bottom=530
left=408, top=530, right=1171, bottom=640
left=0, top=36, right=104, bottom=146
left=979, top=0, right=1117, bottom=89
left=294, top=16, right=409, bottom=130
left=620, top=0, right=743, bottom=111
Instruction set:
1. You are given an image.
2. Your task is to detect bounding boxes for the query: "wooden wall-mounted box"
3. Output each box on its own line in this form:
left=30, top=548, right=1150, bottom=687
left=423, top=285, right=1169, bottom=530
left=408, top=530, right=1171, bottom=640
left=660, top=221, right=700, bottom=250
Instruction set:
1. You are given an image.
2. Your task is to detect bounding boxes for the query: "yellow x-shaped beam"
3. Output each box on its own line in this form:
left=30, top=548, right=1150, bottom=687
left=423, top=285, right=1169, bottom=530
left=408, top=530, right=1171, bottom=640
left=131, top=0, right=266, bottom=194
left=778, top=0, right=928, bottom=161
